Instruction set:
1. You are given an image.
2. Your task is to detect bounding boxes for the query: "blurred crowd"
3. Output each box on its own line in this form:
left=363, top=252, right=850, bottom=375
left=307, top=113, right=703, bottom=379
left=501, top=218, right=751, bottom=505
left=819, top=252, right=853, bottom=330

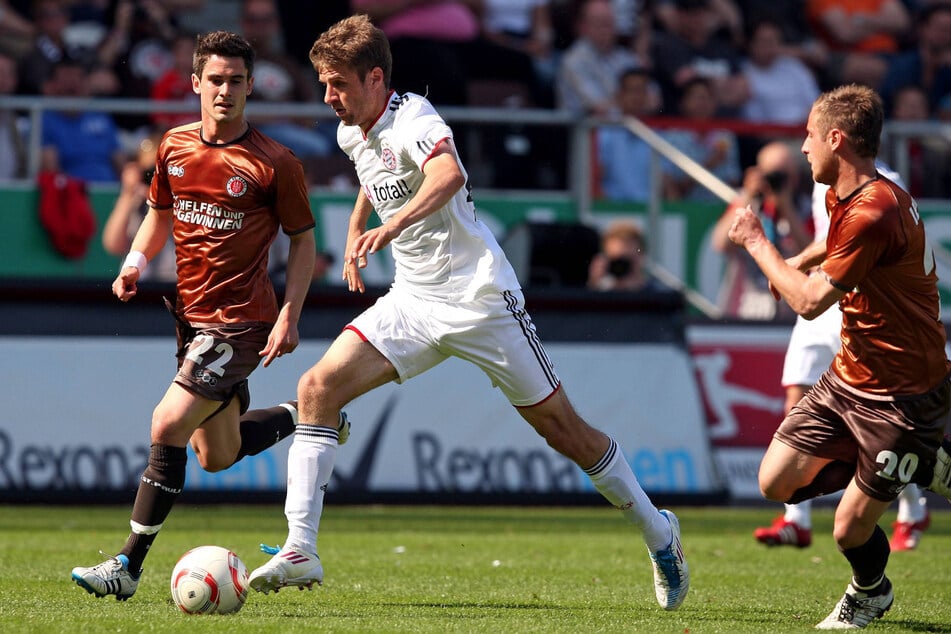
left=0, top=0, right=949, bottom=194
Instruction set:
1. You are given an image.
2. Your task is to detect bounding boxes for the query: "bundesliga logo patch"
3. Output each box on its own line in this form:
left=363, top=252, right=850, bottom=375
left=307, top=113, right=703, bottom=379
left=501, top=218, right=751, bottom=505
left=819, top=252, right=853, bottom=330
left=226, top=175, right=248, bottom=198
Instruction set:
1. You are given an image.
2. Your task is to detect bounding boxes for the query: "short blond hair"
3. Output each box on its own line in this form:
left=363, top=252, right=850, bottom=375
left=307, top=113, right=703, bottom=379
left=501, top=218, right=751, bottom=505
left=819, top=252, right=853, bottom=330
left=812, top=84, right=883, bottom=158
left=309, top=14, right=392, bottom=86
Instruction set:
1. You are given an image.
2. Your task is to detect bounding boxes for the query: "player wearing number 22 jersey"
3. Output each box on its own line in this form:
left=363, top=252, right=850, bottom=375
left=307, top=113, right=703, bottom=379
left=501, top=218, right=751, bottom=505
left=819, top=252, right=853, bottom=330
left=151, top=122, right=315, bottom=325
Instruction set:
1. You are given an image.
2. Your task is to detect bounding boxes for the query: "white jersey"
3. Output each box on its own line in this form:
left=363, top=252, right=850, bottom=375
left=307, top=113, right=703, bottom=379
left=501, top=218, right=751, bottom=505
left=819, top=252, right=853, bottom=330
left=338, top=91, right=521, bottom=302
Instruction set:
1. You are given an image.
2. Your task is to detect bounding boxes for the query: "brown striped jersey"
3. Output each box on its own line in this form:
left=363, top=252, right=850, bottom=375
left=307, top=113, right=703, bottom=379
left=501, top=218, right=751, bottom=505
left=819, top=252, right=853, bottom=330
left=821, top=173, right=950, bottom=396
left=148, top=122, right=315, bottom=325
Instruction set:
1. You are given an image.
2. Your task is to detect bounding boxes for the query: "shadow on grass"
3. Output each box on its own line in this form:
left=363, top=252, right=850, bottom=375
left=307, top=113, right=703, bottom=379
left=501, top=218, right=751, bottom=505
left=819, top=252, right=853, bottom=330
left=885, top=620, right=951, bottom=632
left=379, top=600, right=571, bottom=611
left=682, top=606, right=951, bottom=633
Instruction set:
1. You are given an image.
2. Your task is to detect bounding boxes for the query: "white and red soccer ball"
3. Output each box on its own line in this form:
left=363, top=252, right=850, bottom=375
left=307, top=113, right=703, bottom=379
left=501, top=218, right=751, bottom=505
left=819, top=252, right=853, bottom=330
left=170, top=545, right=249, bottom=614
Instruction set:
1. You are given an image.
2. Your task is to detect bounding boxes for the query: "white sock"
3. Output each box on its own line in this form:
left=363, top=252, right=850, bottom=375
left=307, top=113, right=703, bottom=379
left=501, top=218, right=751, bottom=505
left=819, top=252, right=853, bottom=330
left=896, top=484, right=926, bottom=523
left=784, top=500, right=811, bottom=529
left=283, top=423, right=339, bottom=555
left=586, top=438, right=671, bottom=552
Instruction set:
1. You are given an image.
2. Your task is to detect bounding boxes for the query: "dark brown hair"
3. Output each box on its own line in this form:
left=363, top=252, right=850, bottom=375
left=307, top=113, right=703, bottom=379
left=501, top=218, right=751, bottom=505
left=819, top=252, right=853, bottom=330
left=193, top=31, right=255, bottom=80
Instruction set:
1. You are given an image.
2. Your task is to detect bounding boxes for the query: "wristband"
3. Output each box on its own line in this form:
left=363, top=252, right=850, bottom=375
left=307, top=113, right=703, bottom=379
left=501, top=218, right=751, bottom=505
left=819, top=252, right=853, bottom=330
left=122, top=250, right=148, bottom=273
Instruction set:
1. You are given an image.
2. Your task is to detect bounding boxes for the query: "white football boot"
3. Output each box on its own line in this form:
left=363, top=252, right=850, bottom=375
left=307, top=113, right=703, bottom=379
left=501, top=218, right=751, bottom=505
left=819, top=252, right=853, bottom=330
left=248, top=547, right=324, bottom=593
left=71, top=554, right=140, bottom=601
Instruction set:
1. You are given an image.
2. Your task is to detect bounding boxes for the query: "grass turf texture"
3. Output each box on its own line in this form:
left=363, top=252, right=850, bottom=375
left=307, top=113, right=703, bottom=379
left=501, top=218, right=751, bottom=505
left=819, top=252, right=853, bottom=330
left=2, top=505, right=949, bottom=633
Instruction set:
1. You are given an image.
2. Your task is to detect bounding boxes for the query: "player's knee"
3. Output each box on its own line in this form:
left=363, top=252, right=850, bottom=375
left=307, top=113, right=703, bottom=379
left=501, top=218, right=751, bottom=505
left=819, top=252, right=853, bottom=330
left=298, top=367, right=334, bottom=402
left=151, top=410, right=187, bottom=446
left=758, top=477, right=790, bottom=502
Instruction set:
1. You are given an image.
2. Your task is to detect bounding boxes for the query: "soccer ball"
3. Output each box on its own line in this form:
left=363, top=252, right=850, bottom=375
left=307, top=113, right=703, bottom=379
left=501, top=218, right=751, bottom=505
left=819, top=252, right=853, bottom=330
left=170, top=545, right=249, bottom=614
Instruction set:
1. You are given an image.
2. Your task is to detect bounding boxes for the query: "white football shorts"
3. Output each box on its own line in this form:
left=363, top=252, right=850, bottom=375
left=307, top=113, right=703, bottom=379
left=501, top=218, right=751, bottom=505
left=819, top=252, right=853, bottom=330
left=781, top=304, right=842, bottom=388
left=348, top=286, right=560, bottom=407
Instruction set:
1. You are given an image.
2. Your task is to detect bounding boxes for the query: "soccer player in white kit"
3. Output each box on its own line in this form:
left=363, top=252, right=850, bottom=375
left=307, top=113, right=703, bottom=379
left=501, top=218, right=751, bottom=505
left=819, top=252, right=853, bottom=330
left=247, top=14, right=689, bottom=610
left=754, top=161, right=930, bottom=551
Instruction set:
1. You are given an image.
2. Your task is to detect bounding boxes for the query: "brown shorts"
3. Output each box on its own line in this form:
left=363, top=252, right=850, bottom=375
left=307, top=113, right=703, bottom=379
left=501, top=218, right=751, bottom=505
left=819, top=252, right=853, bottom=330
left=173, top=323, right=269, bottom=414
left=775, top=371, right=951, bottom=502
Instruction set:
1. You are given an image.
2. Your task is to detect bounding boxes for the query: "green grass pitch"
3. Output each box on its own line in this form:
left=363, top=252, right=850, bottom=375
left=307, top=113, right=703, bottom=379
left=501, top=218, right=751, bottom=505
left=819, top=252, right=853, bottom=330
left=2, top=504, right=949, bottom=633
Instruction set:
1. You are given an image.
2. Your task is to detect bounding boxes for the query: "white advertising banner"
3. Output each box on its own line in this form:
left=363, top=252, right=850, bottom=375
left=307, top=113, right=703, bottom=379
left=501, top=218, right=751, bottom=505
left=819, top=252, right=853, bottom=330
left=0, top=336, right=720, bottom=498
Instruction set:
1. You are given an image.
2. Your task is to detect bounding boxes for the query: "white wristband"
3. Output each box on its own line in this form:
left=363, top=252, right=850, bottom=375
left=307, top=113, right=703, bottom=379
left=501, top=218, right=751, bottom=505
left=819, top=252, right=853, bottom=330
left=122, top=250, right=148, bottom=273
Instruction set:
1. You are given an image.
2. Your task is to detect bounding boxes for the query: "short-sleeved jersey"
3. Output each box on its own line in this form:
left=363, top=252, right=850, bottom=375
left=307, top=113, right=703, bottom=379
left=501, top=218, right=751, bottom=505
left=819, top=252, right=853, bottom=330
left=149, top=123, right=315, bottom=325
left=820, top=175, right=949, bottom=395
left=337, top=91, right=520, bottom=302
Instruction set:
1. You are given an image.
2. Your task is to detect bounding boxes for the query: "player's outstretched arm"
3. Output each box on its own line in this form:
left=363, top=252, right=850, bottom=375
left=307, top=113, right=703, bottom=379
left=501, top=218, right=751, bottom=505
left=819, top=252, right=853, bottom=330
left=729, top=205, right=842, bottom=319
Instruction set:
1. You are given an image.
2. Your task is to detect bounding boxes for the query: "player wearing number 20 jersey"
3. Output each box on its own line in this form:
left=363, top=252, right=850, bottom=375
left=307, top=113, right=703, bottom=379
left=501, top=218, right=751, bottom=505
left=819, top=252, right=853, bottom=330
left=820, top=175, right=949, bottom=396
left=150, top=122, right=315, bottom=326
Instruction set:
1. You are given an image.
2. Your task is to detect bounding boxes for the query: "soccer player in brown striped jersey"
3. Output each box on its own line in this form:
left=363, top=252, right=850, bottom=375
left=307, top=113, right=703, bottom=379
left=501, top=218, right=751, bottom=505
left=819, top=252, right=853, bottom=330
left=71, top=31, right=321, bottom=602
left=729, top=83, right=951, bottom=629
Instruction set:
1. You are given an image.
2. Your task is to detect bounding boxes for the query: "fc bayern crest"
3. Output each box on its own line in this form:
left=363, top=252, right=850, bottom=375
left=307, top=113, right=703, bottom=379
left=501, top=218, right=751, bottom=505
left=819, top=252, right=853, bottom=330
left=226, top=175, right=248, bottom=198
left=381, top=147, right=397, bottom=171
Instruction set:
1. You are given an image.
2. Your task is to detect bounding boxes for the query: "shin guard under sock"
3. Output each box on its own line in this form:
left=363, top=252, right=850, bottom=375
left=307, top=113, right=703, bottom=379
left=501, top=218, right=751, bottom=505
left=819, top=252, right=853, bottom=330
left=121, top=443, right=187, bottom=573
left=842, top=525, right=890, bottom=589
left=235, top=403, right=297, bottom=462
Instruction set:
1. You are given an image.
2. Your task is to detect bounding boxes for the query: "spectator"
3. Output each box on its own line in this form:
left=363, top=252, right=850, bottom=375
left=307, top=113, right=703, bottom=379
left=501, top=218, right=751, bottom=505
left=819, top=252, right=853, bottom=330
left=878, top=2, right=951, bottom=116
left=711, top=140, right=811, bottom=320
left=0, top=0, right=35, bottom=60
left=805, top=0, right=911, bottom=90
left=39, top=57, right=123, bottom=183
left=101, top=131, right=176, bottom=281
left=18, top=0, right=99, bottom=94
left=0, top=51, right=26, bottom=180
left=113, top=0, right=188, bottom=110
left=596, top=67, right=670, bottom=202
left=650, top=0, right=749, bottom=117
left=610, top=0, right=648, bottom=48
left=66, top=0, right=136, bottom=73
left=653, top=0, right=744, bottom=45
left=276, top=0, right=351, bottom=63
left=238, top=0, right=334, bottom=170
left=150, top=31, right=198, bottom=130
left=351, top=0, right=538, bottom=106
left=741, top=19, right=821, bottom=125
left=587, top=220, right=668, bottom=292
left=556, top=0, right=643, bottom=116
left=481, top=0, right=557, bottom=107
left=663, top=77, right=741, bottom=201
left=732, top=0, right=829, bottom=72
left=889, top=84, right=951, bottom=199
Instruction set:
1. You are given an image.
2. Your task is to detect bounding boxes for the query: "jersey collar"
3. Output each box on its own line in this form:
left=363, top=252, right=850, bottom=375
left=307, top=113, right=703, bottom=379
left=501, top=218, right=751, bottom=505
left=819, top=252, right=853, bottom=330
left=362, top=90, right=397, bottom=139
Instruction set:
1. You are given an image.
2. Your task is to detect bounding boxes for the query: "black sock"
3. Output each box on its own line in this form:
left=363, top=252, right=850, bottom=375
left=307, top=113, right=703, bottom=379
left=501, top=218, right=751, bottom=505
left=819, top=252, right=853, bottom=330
left=842, top=525, right=890, bottom=590
left=234, top=404, right=297, bottom=463
left=120, top=443, right=187, bottom=574
left=787, top=460, right=855, bottom=503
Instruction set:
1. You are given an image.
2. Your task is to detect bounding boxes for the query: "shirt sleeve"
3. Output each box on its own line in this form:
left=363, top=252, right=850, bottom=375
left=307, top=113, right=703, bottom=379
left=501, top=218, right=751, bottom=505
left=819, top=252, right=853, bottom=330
left=273, top=151, right=315, bottom=235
